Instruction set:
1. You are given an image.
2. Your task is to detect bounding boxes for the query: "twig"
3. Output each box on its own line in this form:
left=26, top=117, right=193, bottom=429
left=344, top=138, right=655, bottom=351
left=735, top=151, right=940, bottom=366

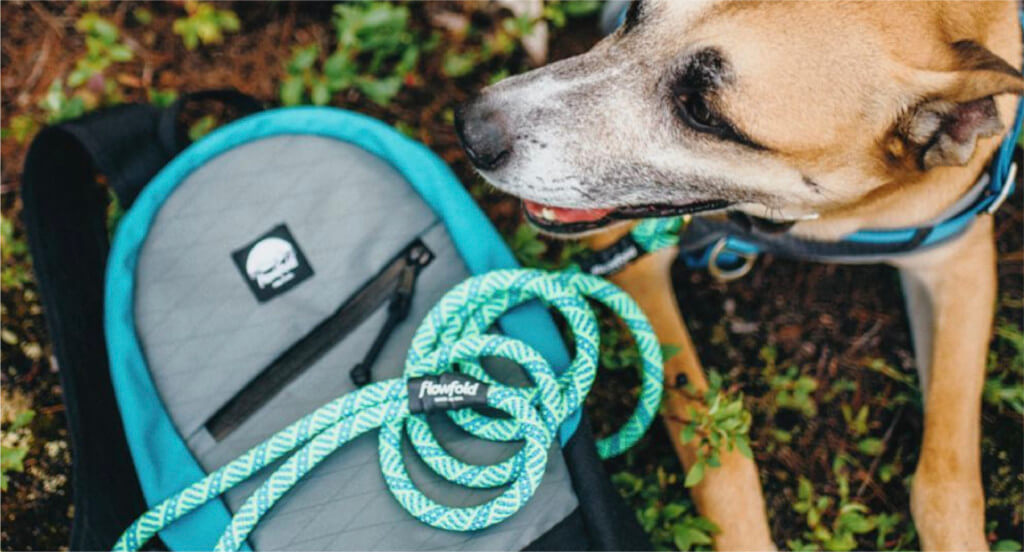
left=846, top=319, right=884, bottom=357
left=29, top=2, right=65, bottom=39
left=855, top=405, right=905, bottom=499
left=15, top=34, right=52, bottom=107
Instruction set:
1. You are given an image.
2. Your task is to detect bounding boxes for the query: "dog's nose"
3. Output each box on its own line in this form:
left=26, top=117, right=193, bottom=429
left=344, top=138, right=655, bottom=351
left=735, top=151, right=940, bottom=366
left=455, top=101, right=513, bottom=171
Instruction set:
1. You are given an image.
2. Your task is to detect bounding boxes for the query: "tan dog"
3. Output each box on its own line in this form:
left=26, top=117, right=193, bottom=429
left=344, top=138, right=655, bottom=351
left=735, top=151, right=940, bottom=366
left=456, top=1, right=1023, bottom=550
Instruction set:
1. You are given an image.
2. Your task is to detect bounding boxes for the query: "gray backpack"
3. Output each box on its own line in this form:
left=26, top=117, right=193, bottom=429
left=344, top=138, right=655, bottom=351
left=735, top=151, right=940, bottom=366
left=23, top=99, right=649, bottom=550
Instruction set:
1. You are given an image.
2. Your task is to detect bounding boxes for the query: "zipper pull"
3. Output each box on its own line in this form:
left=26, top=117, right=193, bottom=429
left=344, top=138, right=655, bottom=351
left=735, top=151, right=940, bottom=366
left=350, top=245, right=431, bottom=387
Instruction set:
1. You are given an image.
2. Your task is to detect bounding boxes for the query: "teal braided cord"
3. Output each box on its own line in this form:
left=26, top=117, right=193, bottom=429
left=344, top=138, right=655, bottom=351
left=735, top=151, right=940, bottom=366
left=404, top=269, right=661, bottom=459
left=112, top=380, right=404, bottom=551
left=631, top=216, right=684, bottom=252
left=113, top=268, right=664, bottom=551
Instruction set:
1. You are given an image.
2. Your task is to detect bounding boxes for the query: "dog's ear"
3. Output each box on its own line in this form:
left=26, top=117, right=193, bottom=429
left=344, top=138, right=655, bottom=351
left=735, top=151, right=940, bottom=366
left=892, top=41, right=1024, bottom=171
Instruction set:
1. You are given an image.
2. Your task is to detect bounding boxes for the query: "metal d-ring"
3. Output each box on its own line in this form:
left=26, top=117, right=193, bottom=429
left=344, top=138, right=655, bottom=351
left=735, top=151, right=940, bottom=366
left=707, top=238, right=757, bottom=281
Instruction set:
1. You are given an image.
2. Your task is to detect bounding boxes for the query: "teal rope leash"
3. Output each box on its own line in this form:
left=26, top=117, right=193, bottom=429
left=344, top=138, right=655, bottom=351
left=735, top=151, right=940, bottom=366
left=574, top=216, right=686, bottom=277
left=631, top=216, right=684, bottom=252
left=114, top=268, right=663, bottom=551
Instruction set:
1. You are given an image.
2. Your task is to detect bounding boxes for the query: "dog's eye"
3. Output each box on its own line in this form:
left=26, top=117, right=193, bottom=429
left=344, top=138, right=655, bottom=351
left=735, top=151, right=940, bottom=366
left=676, top=92, right=726, bottom=132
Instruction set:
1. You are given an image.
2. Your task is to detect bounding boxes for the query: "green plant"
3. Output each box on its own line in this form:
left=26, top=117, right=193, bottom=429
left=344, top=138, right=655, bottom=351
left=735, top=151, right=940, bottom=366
left=187, top=114, right=218, bottom=142
left=441, top=14, right=531, bottom=79
left=542, top=0, right=603, bottom=28
left=506, top=221, right=585, bottom=270
left=599, top=317, right=641, bottom=372
left=34, top=13, right=136, bottom=127
left=508, top=221, right=549, bottom=267
left=68, top=13, right=134, bottom=88
left=173, top=1, right=240, bottom=50
left=786, top=456, right=915, bottom=551
left=613, top=470, right=719, bottom=550
left=985, top=322, right=1024, bottom=415
left=769, top=366, right=819, bottom=417
left=1, top=408, right=35, bottom=492
left=679, top=371, right=753, bottom=487
left=841, top=404, right=870, bottom=437
left=281, top=3, right=433, bottom=107
left=1, top=218, right=32, bottom=291
left=147, top=88, right=179, bottom=108
left=132, top=6, right=154, bottom=25
left=38, top=79, right=87, bottom=124
left=1, top=114, right=39, bottom=144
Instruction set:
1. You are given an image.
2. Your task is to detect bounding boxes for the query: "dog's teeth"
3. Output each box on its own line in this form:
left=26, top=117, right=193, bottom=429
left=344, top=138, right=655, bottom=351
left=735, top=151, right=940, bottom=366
left=540, top=208, right=557, bottom=220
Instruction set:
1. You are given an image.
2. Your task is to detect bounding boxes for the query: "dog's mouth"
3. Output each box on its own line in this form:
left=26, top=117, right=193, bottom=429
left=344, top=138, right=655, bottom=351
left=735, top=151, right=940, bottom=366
left=522, top=199, right=733, bottom=234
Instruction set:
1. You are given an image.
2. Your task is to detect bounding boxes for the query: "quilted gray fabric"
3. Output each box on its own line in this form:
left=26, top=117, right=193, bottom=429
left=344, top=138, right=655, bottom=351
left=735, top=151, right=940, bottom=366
left=133, top=135, right=578, bottom=550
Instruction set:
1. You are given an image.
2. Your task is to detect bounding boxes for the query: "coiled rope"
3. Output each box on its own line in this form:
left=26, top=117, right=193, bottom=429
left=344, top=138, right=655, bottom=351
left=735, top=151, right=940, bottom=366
left=114, top=268, right=663, bottom=551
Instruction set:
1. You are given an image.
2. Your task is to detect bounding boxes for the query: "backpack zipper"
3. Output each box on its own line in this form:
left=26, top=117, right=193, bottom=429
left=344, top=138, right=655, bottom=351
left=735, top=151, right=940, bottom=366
left=349, top=246, right=425, bottom=387
left=205, top=239, right=434, bottom=441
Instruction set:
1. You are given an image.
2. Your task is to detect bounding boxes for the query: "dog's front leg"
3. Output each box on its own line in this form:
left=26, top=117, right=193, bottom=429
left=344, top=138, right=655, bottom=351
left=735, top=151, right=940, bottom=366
left=590, top=230, right=775, bottom=551
left=896, top=217, right=995, bottom=551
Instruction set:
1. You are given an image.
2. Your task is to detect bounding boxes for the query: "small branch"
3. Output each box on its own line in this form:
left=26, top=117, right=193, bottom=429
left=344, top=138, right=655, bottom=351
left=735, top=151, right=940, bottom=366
left=855, top=406, right=905, bottom=499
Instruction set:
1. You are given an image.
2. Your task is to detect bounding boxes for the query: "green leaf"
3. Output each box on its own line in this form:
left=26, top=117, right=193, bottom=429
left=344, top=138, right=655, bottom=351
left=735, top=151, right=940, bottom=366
left=288, top=44, right=320, bottom=73
left=684, top=459, right=705, bottom=487
left=838, top=511, right=875, bottom=534
left=355, top=76, right=402, bottom=106
left=323, top=51, right=352, bottom=80
left=133, top=7, right=154, bottom=25
left=310, top=79, right=331, bottom=106
left=661, top=344, right=682, bottom=361
left=691, top=517, right=720, bottom=534
left=218, top=10, right=240, bottom=32
left=280, top=77, right=305, bottom=107
left=188, top=115, right=217, bottom=142
left=0, top=445, right=29, bottom=491
left=4, top=114, right=39, bottom=144
left=680, top=423, right=697, bottom=444
left=147, top=88, right=179, bottom=108
left=857, top=438, right=885, bottom=456
left=734, top=435, right=753, bottom=459
left=673, top=525, right=712, bottom=550
left=797, top=477, right=814, bottom=501
left=442, top=51, right=478, bottom=78
left=993, top=540, right=1023, bottom=552
left=824, top=532, right=858, bottom=552
left=108, top=43, right=134, bottom=62
left=67, top=66, right=94, bottom=89
left=77, top=13, right=119, bottom=44
left=10, top=410, right=35, bottom=431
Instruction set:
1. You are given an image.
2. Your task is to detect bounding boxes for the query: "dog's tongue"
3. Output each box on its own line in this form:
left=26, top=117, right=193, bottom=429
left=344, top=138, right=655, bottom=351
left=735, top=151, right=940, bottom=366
left=522, top=200, right=614, bottom=223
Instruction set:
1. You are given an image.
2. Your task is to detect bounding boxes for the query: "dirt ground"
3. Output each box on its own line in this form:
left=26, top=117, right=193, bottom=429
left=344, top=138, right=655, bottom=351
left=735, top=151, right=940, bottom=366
left=1, top=2, right=1021, bottom=551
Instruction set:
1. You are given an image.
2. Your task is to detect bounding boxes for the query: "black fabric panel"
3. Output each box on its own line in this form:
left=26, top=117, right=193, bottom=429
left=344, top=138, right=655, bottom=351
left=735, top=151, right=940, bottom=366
left=58, top=103, right=171, bottom=206
left=524, top=509, right=590, bottom=551
left=21, top=123, right=166, bottom=550
left=560, top=416, right=651, bottom=551
left=21, top=91, right=259, bottom=549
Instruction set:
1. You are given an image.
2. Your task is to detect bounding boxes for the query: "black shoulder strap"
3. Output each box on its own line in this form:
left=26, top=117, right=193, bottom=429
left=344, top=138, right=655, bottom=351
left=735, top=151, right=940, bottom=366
left=20, top=90, right=261, bottom=550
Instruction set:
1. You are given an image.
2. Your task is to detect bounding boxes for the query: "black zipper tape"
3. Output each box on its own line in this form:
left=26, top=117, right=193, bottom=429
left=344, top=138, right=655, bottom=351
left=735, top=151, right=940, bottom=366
left=350, top=243, right=433, bottom=386
left=205, top=238, right=434, bottom=441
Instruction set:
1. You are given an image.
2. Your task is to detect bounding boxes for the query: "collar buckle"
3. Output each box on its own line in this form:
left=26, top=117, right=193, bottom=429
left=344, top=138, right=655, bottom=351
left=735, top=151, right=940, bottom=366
left=707, top=238, right=758, bottom=281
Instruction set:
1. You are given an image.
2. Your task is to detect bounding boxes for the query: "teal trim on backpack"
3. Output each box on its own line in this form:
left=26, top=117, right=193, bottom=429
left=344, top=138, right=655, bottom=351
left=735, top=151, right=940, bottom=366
left=105, top=107, right=575, bottom=550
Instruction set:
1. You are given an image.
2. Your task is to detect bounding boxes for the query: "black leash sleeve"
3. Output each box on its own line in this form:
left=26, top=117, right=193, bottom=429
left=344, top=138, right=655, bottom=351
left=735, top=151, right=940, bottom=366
left=20, top=91, right=261, bottom=550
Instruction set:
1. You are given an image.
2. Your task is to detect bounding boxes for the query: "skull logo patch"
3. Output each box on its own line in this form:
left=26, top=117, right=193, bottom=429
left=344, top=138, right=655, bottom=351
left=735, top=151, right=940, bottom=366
left=246, top=237, right=299, bottom=290
left=232, top=224, right=314, bottom=302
